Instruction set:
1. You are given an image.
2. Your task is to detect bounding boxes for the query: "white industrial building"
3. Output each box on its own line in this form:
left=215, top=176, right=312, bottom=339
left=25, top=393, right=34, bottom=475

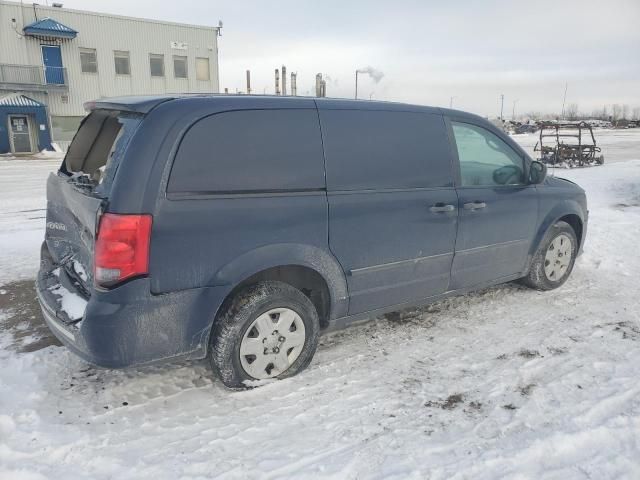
left=0, top=0, right=220, bottom=153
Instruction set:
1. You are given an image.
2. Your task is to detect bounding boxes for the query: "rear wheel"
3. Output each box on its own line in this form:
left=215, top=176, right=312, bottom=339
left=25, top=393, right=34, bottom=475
left=521, top=221, right=578, bottom=290
left=210, top=281, right=320, bottom=389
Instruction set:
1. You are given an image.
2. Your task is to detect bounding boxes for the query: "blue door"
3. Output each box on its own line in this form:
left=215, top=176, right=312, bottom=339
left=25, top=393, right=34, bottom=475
left=41, top=45, right=64, bottom=85
left=448, top=120, right=539, bottom=289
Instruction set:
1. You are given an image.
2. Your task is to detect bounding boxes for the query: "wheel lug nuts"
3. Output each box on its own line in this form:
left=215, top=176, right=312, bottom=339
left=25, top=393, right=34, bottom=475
left=279, top=336, right=285, bottom=342
left=273, top=347, right=280, bottom=353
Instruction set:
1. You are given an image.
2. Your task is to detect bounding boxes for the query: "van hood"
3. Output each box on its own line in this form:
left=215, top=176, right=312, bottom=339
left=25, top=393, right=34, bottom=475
left=546, top=175, right=583, bottom=190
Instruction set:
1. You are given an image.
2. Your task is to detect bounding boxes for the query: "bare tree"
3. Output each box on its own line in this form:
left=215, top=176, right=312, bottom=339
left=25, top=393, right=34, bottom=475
left=524, top=111, right=543, bottom=121
left=612, top=104, right=622, bottom=121
left=633, top=107, right=640, bottom=121
left=566, top=103, right=579, bottom=120
left=622, top=104, right=629, bottom=120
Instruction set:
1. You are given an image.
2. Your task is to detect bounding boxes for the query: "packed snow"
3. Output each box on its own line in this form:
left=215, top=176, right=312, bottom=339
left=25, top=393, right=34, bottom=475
left=48, top=284, right=88, bottom=321
left=1, top=131, right=639, bottom=479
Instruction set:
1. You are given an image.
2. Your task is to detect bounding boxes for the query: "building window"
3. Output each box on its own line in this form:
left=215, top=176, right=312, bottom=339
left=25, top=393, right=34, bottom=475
left=79, top=48, right=97, bottom=73
left=114, top=51, right=130, bottom=75
left=173, top=55, right=188, bottom=79
left=149, top=54, right=164, bottom=77
left=196, top=57, right=210, bottom=81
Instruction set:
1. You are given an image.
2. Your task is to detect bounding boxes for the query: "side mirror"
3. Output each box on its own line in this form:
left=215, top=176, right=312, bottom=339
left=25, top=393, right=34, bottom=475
left=529, top=160, right=547, bottom=184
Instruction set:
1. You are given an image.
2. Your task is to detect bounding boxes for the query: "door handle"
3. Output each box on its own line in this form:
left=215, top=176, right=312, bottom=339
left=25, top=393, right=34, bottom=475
left=429, top=203, right=456, bottom=213
left=463, top=201, right=486, bottom=210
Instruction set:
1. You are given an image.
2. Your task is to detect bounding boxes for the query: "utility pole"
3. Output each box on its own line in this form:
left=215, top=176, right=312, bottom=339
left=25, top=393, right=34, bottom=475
left=512, top=99, right=518, bottom=120
left=449, top=96, right=456, bottom=108
left=246, top=70, right=251, bottom=95
left=561, top=82, right=568, bottom=119
left=500, top=94, right=504, bottom=121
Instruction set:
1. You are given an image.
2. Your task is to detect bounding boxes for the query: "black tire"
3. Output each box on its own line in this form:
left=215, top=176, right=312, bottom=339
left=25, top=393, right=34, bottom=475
left=209, top=281, right=320, bottom=389
left=521, top=221, right=578, bottom=291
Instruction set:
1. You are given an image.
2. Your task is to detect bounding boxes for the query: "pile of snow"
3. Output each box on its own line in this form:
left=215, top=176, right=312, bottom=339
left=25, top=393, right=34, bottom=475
left=48, top=284, right=87, bottom=320
left=1, top=135, right=640, bottom=479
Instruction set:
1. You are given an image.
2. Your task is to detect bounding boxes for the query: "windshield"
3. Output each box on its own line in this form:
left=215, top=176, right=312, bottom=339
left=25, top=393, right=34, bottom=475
left=60, top=109, right=142, bottom=196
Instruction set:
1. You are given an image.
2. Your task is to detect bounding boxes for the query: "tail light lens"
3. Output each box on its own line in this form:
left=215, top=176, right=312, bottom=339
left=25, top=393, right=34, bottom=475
left=94, top=213, right=152, bottom=287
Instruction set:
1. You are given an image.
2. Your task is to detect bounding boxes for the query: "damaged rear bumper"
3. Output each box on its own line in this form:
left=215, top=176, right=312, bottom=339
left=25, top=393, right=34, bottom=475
left=37, top=246, right=230, bottom=369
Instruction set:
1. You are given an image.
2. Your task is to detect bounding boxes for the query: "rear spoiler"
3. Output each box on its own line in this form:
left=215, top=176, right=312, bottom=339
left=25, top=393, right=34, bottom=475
left=83, top=96, right=176, bottom=114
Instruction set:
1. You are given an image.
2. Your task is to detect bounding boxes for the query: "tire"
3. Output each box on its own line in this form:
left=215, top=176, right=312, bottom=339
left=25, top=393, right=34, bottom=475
left=209, top=281, right=320, bottom=389
left=521, top=221, right=578, bottom=291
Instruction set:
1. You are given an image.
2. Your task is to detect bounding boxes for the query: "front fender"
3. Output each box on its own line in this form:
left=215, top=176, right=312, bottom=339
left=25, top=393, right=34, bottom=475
left=214, top=243, right=349, bottom=319
left=530, top=198, right=587, bottom=258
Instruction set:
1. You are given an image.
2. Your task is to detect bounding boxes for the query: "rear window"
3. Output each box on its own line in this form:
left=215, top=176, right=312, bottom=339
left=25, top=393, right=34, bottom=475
left=167, top=109, right=325, bottom=194
left=62, top=109, right=141, bottom=195
left=319, top=110, right=453, bottom=190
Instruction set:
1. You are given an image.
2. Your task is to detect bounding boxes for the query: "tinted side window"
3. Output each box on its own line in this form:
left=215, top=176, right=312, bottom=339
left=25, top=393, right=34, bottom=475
left=452, top=122, right=525, bottom=186
left=168, top=109, right=325, bottom=193
left=319, top=110, right=453, bottom=190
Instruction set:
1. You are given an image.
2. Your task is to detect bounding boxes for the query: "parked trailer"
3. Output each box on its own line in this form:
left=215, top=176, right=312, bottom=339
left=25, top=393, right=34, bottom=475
left=534, top=121, right=604, bottom=167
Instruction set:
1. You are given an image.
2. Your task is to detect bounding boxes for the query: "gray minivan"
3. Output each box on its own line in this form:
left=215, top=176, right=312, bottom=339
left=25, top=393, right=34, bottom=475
left=37, top=95, right=588, bottom=388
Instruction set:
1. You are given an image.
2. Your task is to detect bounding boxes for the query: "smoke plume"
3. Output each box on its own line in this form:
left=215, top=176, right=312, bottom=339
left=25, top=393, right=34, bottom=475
left=356, top=66, right=384, bottom=83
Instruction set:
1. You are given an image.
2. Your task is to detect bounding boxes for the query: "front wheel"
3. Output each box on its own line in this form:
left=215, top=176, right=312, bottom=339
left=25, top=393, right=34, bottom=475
left=521, top=221, right=578, bottom=290
left=209, top=281, right=320, bottom=389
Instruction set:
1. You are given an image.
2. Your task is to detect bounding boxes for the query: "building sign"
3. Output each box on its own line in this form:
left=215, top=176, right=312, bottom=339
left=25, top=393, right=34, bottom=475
left=170, top=41, right=188, bottom=50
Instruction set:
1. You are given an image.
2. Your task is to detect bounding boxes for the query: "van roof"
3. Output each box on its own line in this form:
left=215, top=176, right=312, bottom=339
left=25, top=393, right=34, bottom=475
left=86, top=94, right=484, bottom=121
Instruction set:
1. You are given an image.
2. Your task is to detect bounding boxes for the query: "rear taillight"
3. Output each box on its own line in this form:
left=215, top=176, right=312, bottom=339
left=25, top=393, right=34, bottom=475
left=94, top=213, right=152, bottom=287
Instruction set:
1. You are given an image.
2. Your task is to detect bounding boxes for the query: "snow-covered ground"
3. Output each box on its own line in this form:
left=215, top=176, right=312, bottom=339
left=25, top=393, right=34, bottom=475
left=1, top=131, right=640, bottom=479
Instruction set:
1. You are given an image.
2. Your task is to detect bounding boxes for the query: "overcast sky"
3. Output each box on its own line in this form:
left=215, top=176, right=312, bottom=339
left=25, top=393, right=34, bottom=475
left=59, top=0, right=639, bottom=117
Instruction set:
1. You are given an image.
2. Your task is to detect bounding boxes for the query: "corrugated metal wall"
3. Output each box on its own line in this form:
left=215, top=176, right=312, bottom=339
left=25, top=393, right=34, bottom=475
left=0, top=0, right=219, bottom=117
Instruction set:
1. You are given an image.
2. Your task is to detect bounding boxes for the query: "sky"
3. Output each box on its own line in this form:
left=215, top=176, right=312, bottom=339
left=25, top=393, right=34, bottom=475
left=57, top=0, right=639, bottom=117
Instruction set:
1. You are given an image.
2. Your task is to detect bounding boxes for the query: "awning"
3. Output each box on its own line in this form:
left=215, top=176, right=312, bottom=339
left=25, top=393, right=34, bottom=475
left=0, top=93, right=46, bottom=108
left=23, top=17, right=78, bottom=40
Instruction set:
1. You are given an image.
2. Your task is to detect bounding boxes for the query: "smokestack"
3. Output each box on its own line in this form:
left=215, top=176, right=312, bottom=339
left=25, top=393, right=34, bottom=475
left=282, top=65, right=287, bottom=96
left=291, top=72, right=297, bottom=96
left=275, top=69, right=280, bottom=95
left=320, top=80, right=326, bottom=98
left=315, top=73, right=322, bottom=97
left=224, top=87, right=228, bottom=94
left=246, top=70, right=251, bottom=95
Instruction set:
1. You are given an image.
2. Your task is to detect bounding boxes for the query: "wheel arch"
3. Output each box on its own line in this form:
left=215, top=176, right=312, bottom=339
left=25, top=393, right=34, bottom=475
left=212, top=243, right=349, bottom=328
left=556, top=213, right=583, bottom=249
left=530, top=201, right=585, bottom=258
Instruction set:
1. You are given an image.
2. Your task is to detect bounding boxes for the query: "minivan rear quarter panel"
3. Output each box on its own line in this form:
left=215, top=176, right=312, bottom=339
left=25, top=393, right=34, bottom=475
left=150, top=103, right=332, bottom=297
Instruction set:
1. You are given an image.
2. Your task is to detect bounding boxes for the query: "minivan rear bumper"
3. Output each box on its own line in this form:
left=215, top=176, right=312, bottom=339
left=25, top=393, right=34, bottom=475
left=37, top=251, right=228, bottom=368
